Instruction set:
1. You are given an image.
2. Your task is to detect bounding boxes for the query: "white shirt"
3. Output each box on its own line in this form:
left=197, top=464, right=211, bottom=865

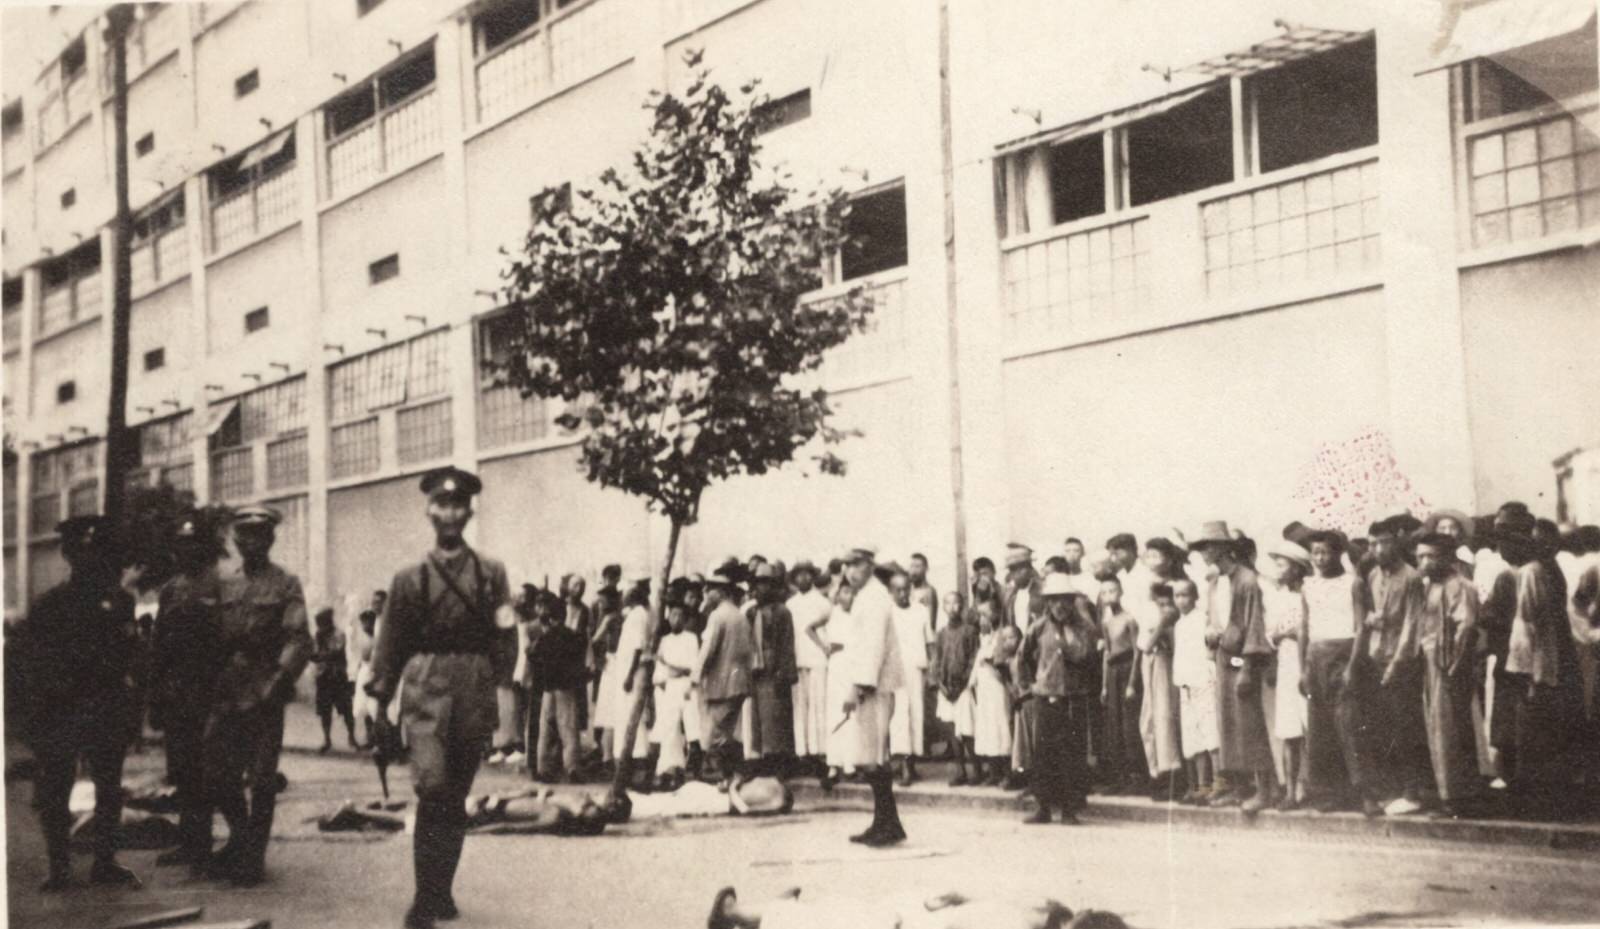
left=1172, top=608, right=1211, bottom=688
left=787, top=588, right=833, bottom=670
left=1303, top=572, right=1360, bottom=643
left=893, top=602, right=933, bottom=672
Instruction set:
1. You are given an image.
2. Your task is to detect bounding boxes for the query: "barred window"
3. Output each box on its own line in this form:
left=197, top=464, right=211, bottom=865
left=137, top=411, right=192, bottom=467
left=477, top=312, right=560, bottom=448
left=210, top=446, right=254, bottom=501
left=396, top=399, right=453, bottom=465
left=407, top=329, right=450, bottom=399
left=31, top=492, right=61, bottom=531
left=67, top=482, right=99, bottom=517
left=239, top=377, right=307, bottom=443
left=329, top=417, right=380, bottom=479
left=328, top=330, right=448, bottom=423
left=160, top=462, right=194, bottom=493
left=266, top=433, right=309, bottom=489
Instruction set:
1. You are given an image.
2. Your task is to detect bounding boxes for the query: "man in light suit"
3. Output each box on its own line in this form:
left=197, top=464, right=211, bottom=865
left=693, top=568, right=756, bottom=790
left=843, top=546, right=907, bottom=847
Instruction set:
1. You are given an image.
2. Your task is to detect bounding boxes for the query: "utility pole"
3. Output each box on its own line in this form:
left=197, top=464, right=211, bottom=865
left=938, top=0, right=969, bottom=595
left=101, top=4, right=136, bottom=525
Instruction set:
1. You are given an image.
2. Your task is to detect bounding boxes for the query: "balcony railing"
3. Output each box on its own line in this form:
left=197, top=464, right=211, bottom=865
left=266, top=433, right=309, bottom=489
left=1001, top=150, right=1381, bottom=350
left=326, top=89, right=440, bottom=200
left=804, top=271, right=909, bottom=388
left=211, top=166, right=298, bottom=254
left=396, top=399, right=453, bottom=465
left=37, top=274, right=101, bottom=339
left=130, top=226, right=189, bottom=295
left=475, top=0, right=632, bottom=125
left=36, top=76, right=90, bottom=151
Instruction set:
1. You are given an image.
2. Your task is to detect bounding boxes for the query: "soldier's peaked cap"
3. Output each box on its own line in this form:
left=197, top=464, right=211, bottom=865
left=420, top=466, right=482, bottom=499
left=232, top=505, right=282, bottom=528
left=57, top=515, right=112, bottom=549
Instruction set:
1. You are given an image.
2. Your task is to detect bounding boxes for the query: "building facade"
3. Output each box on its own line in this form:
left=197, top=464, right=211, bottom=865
left=3, top=0, right=1598, bottom=615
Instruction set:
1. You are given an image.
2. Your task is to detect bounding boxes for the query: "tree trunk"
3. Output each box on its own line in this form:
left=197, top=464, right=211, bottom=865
left=101, top=5, right=136, bottom=526
left=609, top=517, right=681, bottom=807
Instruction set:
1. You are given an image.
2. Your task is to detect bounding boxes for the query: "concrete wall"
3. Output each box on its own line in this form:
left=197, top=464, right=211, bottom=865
left=124, top=50, right=200, bottom=198
left=127, top=279, right=194, bottom=415
left=1000, top=288, right=1392, bottom=549
left=29, top=322, right=104, bottom=436
left=203, top=225, right=306, bottom=372
left=1460, top=247, right=1600, bottom=512
left=191, top=0, right=314, bottom=159
left=328, top=476, right=435, bottom=603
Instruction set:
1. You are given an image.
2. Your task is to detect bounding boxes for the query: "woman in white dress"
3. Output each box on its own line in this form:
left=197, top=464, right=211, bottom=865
left=813, top=582, right=858, bottom=788
left=605, top=584, right=654, bottom=761
left=969, top=600, right=1013, bottom=784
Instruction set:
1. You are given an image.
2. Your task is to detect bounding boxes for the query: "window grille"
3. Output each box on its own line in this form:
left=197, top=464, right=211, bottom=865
left=396, top=399, right=453, bottom=464
left=210, top=446, right=254, bottom=501
left=266, top=433, right=309, bottom=489
left=329, top=417, right=380, bottom=478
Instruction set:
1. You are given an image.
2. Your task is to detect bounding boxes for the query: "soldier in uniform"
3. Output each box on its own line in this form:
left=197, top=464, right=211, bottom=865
left=202, top=505, right=312, bottom=885
left=14, top=516, right=145, bottom=891
left=368, top=467, right=513, bottom=929
left=151, top=509, right=225, bottom=873
left=842, top=545, right=908, bottom=847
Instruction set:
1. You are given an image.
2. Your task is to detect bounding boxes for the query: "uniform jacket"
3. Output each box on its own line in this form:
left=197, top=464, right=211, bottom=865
left=13, top=575, right=140, bottom=743
left=371, top=546, right=511, bottom=699
left=213, top=563, right=312, bottom=715
left=846, top=576, right=905, bottom=693
left=152, top=570, right=223, bottom=714
left=695, top=599, right=756, bottom=701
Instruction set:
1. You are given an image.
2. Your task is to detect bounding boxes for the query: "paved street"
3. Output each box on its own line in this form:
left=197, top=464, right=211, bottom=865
left=7, top=702, right=1600, bottom=929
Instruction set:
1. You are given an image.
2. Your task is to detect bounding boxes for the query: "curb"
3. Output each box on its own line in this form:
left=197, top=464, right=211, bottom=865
left=788, top=781, right=1600, bottom=854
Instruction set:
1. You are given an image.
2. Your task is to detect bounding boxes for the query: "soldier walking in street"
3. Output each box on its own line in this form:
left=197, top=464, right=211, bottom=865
left=202, top=505, right=312, bottom=886
left=367, top=467, right=514, bottom=929
left=13, top=515, right=146, bottom=891
left=151, top=509, right=225, bottom=874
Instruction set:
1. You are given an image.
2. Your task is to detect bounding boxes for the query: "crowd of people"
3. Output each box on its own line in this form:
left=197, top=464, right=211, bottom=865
left=428, top=505, right=1600, bottom=824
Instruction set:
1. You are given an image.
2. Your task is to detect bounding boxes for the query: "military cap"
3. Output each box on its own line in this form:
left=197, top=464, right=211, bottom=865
left=232, top=504, right=282, bottom=528
left=172, top=511, right=202, bottom=539
left=844, top=545, right=877, bottom=565
left=57, top=515, right=112, bottom=550
left=420, top=466, right=482, bottom=500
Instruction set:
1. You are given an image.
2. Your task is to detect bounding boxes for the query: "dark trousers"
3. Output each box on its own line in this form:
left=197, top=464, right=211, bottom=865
left=1358, top=660, right=1432, bottom=800
left=1032, top=695, right=1089, bottom=813
left=203, top=702, right=286, bottom=872
left=165, top=709, right=213, bottom=857
left=1101, top=655, right=1145, bottom=785
left=536, top=689, right=582, bottom=778
left=414, top=732, right=483, bottom=911
left=33, top=728, right=129, bottom=873
left=1305, top=640, right=1363, bottom=800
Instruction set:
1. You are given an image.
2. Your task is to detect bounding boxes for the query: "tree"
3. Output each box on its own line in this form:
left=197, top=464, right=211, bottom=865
left=494, top=53, right=874, bottom=808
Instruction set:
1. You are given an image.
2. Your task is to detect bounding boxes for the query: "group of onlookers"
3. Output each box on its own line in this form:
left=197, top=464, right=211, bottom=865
left=334, top=504, right=1599, bottom=822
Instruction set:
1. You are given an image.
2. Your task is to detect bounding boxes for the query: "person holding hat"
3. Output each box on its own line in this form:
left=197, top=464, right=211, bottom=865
left=1381, top=532, right=1483, bottom=818
left=693, top=567, right=757, bottom=790
left=13, top=516, right=145, bottom=890
left=1018, top=573, right=1100, bottom=823
left=747, top=563, right=798, bottom=777
left=1357, top=515, right=1430, bottom=817
left=200, top=504, right=312, bottom=885
left=369, top=467, right=512, bottom=928
left=1190, top=521, right=1277, bottom=815
left=787, top=560, right=832, bottom=772
left=149, top=509, right=227, bottom=874
left=840, top=545, right=908, bottom=845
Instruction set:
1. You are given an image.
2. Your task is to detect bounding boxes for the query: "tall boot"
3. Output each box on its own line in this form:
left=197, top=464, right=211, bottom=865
left=433, top=802, right=467, bottom=921
left=39, top=809, right=73, bottom=891
left=850, top=769, right=886, bottom=843
left=88, top=776, right=142, bottom=888
left=408, top=798, right=449, bottom=927
left=232, top=787, right=276, bottom=885
left=865, top=769, right=906, bottom=845
left=686, top=743, right=704, bottom=782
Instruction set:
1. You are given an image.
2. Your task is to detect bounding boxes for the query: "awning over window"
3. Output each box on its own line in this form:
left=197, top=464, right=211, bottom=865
left=1419, top=0, right=1597, bottom=75
left=995, top=85, right=1212, bottom=157
left=203, top=399, right=238, bottom=437
left=238, top=128, right=292, bottom=171
left=1181, top=25, right=1372, bottom=79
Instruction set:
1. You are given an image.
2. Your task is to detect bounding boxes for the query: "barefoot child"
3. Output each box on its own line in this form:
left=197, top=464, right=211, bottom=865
left=1098, top=577, right=1146, bottom=793
left=1171, top=578, right=1220, bottom=803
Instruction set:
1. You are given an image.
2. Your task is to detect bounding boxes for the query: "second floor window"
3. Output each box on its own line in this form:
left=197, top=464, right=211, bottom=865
left=208, top=129, right=298, bottom=252
left=838, top=183, right=909, bottom=281
left=474, top=1, right=541, bottom=57
left=323, top=43, right=438, bottom=198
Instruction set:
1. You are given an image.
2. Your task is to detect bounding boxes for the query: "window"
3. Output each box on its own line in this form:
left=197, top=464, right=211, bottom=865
left=235, top=68, right=260, bottom=98
left=357, top=0, right=387, bottom=14
left=131, top=191, right=188, bottom=290
left=38, top=241, right=101, bottom=336
left=379, top=49, right=435, bottom=108
left=475, top=1, right=540, bottom=56
left=840, top=184, right=908, bottom=280
left=755, top=89, right=811, bottom=135
left=1464, top=26, right=1598, bottom=123
left=1, top=101, right=21, bottom=137
left=60, top=38, right=86, bottom=83
left=328, top=330, right=452, bottom=477
left=478, top=311, right=563, bottom=448
left=1127, top=88, right=1233, bottom=207
left=56, top=381, right=76, bottom=404
left=1253, top=37, right=1378, bottom=174
left=135, top=132, right=155, bottom=157
left=368, top=253, right=400, bottom=284
left=325, top=83, right=377, bottom=138
left=143, top=347, right=165, bottom=371
left=244, top=307, right=270, bottom=333
left=323, top=44, right=439, bottom=198
left=59, top=188, right=75, bottom=209
left=1048, top=134, right=1106, bottom=225
left=208, top=130, right=298, bottom=252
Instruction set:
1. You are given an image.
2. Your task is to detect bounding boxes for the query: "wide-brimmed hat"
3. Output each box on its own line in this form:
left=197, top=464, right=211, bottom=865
left=1187, top=520, right=1232, bottom=550
left=752, top=562, right=781, bottom=582
left=1304, top=527, right=1349, bottom=552
left=1413, top=531, right=1460, bottom=552
left=1424, top=509, right=1474, bottom=544
left=1369, top=513, right=1423, bottom=538
left=1040, top=573, right=1079, bottom=597
left=704, top=568, right=741, bottom=589
left=844, top=545, right=877, bottom=565
left=1266, top=540, right=1312, bottom=572
left=1004, top=544, right=1034, bottom=568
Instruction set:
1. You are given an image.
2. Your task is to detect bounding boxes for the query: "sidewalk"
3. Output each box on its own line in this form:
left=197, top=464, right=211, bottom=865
left=787, top=763, right=1600, bottom=855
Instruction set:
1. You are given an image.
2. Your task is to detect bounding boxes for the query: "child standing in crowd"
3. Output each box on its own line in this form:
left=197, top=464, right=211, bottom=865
left=1172, top=578, right=1220, bottom=803
left=311, top=608, right=358, bottom=753
left=970, top=599, right=1014, bottom=785
left=888, top=567, right=934, bottom=786
left=652, top=595, right=700, bottom=790
left=1140, top=583, right=1184, bottom=799
left=931, top=591, right=979, bottom=785
left=816, top=582, right=857, bottom=789
left=1099, top=576, right=1146, bottom=794
left=1265, top=542, right=1311, bottom=811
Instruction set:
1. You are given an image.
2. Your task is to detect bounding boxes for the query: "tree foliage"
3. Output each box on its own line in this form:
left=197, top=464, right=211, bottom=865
left=493, top=53, right=873, bottom=527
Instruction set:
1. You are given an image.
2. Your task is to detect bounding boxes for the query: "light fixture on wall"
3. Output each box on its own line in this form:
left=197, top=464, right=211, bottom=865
left=323, top=342, right=345, bottom=355
left=388, top=39, right=404, bottom=55
left=404, top=314, right=427, bottom=328
left=45, top=434, right=62, bottom=444
left=1010, top=106, right=1042, bottom=126
left=268, top=361, right=290, bottom=374
left=258, top=117, right=273, bottom=131
left=1140, top=63, right=1173, bottom=82
left=71, top=232, right=85, bottom=242
left=365, top=327, right=387, bottom=339
left=66, top=426, right=88, bottom=437
left=161, top=398, right=181, bottom=410
left=473, top=289, right=498, bottom=300
left=332, top=72, right=348, bottom=83
left=136, top=405, right=155, bottom=415
left=839, top=166, right=870, bottom=184
left=212, top=143, right=227, bottom=155
left=241, top=372, right=262, bottom=384
left=205, top=383, right=225, bottom=393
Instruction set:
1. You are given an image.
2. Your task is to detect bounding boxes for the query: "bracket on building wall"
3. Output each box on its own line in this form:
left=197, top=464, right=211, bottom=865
left=1010, top=106, right=1042, bottom=126
left=136, top=405, right=155, bottom=415
left=71, top=232, right=84, bottom=242
left=212, top=144, right=227, bottom=155
left=65, top=426, right=87, bottom=437
left=332, top=72, right=348, bottom=83
left=388, top=39, right=404, bottom=56
left=473, top=290, right=497, bottom=300
left=839, top=166, right=870, bottom=184
left=269, top=362, right=290, bottom=374
left=161, top=398, right=181, bottom=409
left=45, top=434, right=62, bottom=444
left=323, top=343, right=345, bottom=355
left=404, top=314, right=427, bottom=328
left=241, top=372, right=261, bottom=384
left=1140, top=63, right=1173, bottom=82
left=258, top=118, right=273, bottom=131
left=205, top=384, right=225, bottom=393
left=365, top=328, right=387, bottom=340
left=41, top=247, right=54, bottom=256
